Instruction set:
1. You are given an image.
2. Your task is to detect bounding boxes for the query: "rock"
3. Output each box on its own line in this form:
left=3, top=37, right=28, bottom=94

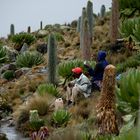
left=20, top=43, right=29, bottom=53
left=3, top=45, right=18, bottom=62
left=8, top=120, right=15, bottom=127
left=15, top=69, right=24, bottom=78
left=0, top=133, right=8, bottom=140
left=15, top=68, right=31, bottom=78
left=0, top=63, right=16, bottom=75
left=37, top=30, right=48, bottom=36
left=36, top=43, right=47, bottom=54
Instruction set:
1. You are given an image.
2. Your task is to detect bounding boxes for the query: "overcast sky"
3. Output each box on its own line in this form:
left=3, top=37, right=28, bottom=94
left=0, top=0, right=111, bottom=37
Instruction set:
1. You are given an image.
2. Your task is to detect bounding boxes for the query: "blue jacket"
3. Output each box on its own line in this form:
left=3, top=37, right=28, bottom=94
left=87, top=51, right=109, bottom=82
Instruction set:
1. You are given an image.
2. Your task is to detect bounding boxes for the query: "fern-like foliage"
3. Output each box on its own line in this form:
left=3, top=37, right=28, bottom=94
left=16, top=51, right=44, bottom=68
left=119, top=19, right=135, bottom=38
left=119, top=17, right=140, bottom=45
left=116, top=69, right=140, bottom=112
left=116, top=57, right=140, bottom=73
left=37, top=83, right=59, bottom=97
left=133, top=18, right=140, bottom=44
left=119, top=0, right=140, bottom=10
left=52, top=109, right=71, bottom=127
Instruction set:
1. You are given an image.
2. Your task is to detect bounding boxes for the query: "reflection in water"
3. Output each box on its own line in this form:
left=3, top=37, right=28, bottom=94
left=0, top=123, right=29, bottom=140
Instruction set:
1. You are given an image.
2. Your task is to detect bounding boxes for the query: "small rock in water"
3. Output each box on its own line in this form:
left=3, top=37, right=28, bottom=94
left=0, top=133, right=8, bottom=140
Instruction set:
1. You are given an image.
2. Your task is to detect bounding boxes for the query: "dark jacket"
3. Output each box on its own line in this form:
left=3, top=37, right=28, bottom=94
left=87, top=51, right=109, bottom=82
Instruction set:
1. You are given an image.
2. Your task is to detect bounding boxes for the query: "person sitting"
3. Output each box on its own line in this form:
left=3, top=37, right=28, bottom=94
left=84, top=50, right=109, bottom=91
left=66, top=67, right=92, bottom=105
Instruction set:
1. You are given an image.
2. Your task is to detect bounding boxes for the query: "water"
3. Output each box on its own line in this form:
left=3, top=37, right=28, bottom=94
left=0, top=123, right=30, bottom=140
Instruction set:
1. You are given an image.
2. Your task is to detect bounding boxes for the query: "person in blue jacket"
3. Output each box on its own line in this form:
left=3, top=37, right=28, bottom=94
left=84, top=50, right=109, bottom=91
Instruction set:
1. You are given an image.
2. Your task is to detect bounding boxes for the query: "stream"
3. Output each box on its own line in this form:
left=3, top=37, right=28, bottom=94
left=0, top=122, right=30, bottom=140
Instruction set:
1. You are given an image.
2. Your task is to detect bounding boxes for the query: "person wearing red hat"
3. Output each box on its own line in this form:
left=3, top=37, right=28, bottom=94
left=66, top=67, right=92, bottom=105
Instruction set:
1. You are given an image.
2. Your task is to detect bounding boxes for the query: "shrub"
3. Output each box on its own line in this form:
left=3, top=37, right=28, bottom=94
left=11, top=33, right=36, bottom=47
left=2, top=70, right=15, bottom=80
left=37, top=83, right=59, bottom=97
left=16, top=51, right=44, bottom=68
left=0, top=46, right=8, bottom=63
left=52, top=109, right=71, bottom=127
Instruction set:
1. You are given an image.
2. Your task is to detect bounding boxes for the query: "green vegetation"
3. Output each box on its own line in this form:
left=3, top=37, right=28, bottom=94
left=16, top=51, right=44, bottom=68
left=29, top=110, right=44, bottom=131
left=58, top=59, right=83, bottom=78
left=116, top=57, right=140, bottom=73
left=37, top=83, right=59, bottom=97
left=2, top=70, right=15, bottom=80
left=119, top=0, right=140, bottom=10
left=116, top=69, right=140, bottom=112
left=11, top=33, right=36, bottom=50
left=119, top=17, right=140, bottom=44
left=0, top=46, right=8, bottom=63
left=52, top=109, right=71, bottom=127
left=58, top=59, right=95, bottom=79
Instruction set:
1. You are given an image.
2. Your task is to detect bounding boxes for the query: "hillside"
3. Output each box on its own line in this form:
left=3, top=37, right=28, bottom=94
left=0, top=2, right=140, bottom=140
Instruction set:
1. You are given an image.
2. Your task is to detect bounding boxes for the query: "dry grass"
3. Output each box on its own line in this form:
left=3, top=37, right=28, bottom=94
left=68, top=92, right=100, bottom=126
left=107, top=53, right=127, bottom=65
left=48, top=128, right=83, bottom=140
left=13, top=94, right=54, bottom=127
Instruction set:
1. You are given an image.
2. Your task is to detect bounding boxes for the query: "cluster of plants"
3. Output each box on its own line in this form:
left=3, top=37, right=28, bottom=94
left=115, top=69, right=140, bottom=137
left=119, top=17, right=140, bottom=44
left=37, top=83, right=59, bottom=97
left=16, top=51, right=44, bottom=68
left=116, top=69, right=140, bottom=112
left=0, top=46, right=8, bottom=64
left=11, top=33, right=36, bottom=50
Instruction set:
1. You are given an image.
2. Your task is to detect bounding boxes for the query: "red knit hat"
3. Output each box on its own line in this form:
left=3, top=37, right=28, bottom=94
left=72, top=67, right=82, bottom=75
